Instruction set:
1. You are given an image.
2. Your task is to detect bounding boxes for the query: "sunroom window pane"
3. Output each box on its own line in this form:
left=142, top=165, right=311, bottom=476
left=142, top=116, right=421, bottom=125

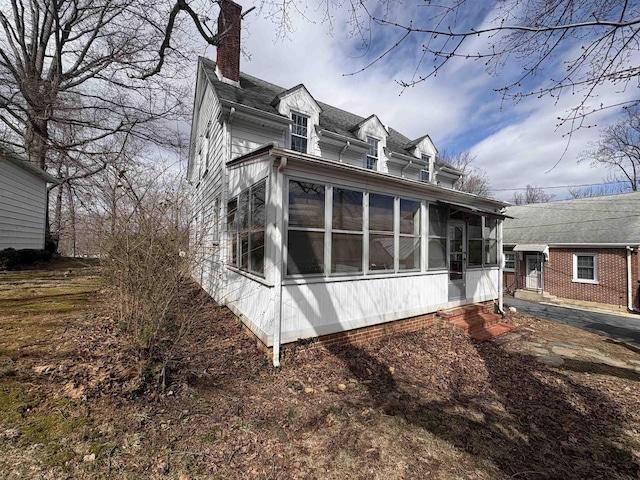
left=369, top=234, right=394, bottom=271
left=287, top=231, right=324, bottom=275
left=240, top=232, right=249, bottom=269
left=369, top=193, right=394, bottom=232
left=428, top=238, right=447, bottom=269
left=250, top=232, right=264, bottom=274
left=333, top=188, right=363, bottom=231
left=251, top=181, right=266, bottom=228
left=484, top=239, right=497, bottom=265
left=331, top=233, right=363, bottom=273
left=400, top=199, right=420, bottom=235
left=399, top=237, right=420, bottom=270
left=428, top=205, right=447, bottom=237
left=468, top=239, right=482, bottom=266
left=289, top=181, right=325, bottom=228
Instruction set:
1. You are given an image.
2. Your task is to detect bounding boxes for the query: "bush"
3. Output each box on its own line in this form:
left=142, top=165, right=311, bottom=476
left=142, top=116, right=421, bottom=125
left=0, top=248, right=52, bottom=270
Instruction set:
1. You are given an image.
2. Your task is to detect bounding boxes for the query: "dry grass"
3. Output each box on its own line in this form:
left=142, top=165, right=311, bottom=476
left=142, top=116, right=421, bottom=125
left=0, top=259, right=639, bottom=479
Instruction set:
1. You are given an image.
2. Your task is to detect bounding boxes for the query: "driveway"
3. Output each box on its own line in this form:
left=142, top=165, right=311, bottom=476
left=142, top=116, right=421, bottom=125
left=505, top=298, right=640, bottom=347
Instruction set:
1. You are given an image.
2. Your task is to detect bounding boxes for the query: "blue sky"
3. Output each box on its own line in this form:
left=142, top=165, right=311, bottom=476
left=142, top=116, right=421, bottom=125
left=197, top=1, right=637, bottom=201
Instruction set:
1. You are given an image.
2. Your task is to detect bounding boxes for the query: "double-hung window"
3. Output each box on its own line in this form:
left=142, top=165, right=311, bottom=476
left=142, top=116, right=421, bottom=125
left=573, top=254, right=597, bottom=283
left=291, top=113, right=308, bottom=153
left=366, top=137, right=379, bottom=170
left=504, top=252, right=515, bottom=271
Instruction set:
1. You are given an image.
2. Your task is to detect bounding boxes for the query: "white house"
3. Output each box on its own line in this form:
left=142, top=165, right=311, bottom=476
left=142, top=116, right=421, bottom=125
left=0, top=145, right=59, bottom=250
left=189, top=0, right=510, bottom=365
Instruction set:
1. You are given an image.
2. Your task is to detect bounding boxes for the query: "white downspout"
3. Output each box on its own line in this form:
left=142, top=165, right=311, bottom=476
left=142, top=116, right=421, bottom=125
left=401, top=159, right=413, bottom=178
left=498, top=220, right=504, bottom=314
left=272, top=156, right=287, bottom=367
left=627, top=246, right=634, bottom=312
left=338, top=141, right=350, bottom=162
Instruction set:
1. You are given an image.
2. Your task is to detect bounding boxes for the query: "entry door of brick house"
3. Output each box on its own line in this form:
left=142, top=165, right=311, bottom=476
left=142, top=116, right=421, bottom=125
left=525, top=255, right=542, bottom=290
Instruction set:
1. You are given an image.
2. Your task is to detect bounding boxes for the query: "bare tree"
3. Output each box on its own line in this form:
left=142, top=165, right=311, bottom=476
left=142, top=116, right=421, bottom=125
left=512, top=185, right=554, bottom=205
left=441, top=150, right=492, bottom=196
left=337, top=0, right=640, bottom=133
left=579, top=106, right=640, bottom=191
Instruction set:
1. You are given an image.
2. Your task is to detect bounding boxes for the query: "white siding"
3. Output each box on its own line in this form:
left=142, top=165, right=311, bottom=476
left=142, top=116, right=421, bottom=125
left=278, top=273, right=448, bottom=343
left=466, top=268, right=499, bottom=302
left=0, top=157, right=48, bottom=250
left=230, top=122, right=284, bottom=158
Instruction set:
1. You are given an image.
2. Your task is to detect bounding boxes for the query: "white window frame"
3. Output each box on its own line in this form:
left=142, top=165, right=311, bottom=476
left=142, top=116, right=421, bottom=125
left=420, top=169, right=429, bottom=182
left=572, top=253, right=598, bottom=284
left=291, top=112, right=308, bottom=153
left=504, top=252, right=515, bottom=271
left=365, top=136, right=379, bottom=170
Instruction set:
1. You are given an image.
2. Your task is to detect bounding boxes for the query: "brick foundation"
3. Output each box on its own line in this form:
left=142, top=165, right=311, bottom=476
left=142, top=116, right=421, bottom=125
left=246, top=312, right=442, bottom=360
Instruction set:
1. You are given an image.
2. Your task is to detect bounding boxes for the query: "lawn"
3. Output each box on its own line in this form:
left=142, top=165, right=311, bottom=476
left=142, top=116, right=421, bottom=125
left=0, top=259, right=639, bottom=479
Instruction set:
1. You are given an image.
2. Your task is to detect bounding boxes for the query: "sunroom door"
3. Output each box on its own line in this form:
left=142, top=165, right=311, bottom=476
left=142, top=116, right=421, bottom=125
left=448, top=222, right=466, bottom=301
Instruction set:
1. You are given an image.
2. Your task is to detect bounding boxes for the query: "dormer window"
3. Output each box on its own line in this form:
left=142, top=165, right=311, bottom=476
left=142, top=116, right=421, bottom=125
left=291, top=112, right=308, bottom=153
left=421, top=154, right=434, bottom=182
left=420, top=169, right=429, bottom=182
left=366, top=137, right=379, bottom=170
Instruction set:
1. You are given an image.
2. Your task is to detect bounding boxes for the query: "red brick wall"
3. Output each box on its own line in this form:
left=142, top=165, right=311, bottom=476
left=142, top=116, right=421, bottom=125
left=544, top=247, right=632, bottom=308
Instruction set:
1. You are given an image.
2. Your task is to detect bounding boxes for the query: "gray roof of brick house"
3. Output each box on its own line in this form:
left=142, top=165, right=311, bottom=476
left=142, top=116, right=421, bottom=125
left=503, top=191, right=640, bottom=245
left=200, top=57, right=456, bottom=171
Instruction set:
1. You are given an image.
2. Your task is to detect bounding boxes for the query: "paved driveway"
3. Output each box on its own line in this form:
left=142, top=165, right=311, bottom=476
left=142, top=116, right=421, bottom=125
left=505, top=298, right=640, bottom=347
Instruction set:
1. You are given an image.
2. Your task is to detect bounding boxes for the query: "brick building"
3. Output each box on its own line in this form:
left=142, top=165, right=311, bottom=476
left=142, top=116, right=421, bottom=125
left=502, top=192, right=640, bottom=313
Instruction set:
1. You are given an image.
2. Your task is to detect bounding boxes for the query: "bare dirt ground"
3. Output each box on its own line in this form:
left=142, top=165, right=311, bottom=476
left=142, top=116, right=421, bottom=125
left=1, top=259, right=639, bottom=479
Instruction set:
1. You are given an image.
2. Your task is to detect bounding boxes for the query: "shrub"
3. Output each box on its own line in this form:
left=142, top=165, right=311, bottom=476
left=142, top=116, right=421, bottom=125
left=0, top=248, right=52, bottom=270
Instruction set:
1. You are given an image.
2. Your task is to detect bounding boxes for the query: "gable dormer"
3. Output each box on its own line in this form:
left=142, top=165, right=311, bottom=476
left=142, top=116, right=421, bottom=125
left=349, top=115, right=388, bottom=172
left=403, top=135, right=438, bottom=183
left=270, top=85, right=322, bottom=155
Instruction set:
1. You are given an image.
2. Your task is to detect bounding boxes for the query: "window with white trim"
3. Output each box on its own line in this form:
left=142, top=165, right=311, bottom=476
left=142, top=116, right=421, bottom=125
left=287, top=180, right=325, bottom=275
left=504, top=252, right=515, bottom=271
left=332, top=188, right=363, bottom=273
left=573, top=253, right=597, bottom=283
left=369, top=193, right=395, bottom=271
left=227, top=180, right=266, bottom=276
left=420, top=169, right=429, bottom=182
left=484, top=218, right=498, bottom=265
left=291, top=112, right=308, bottom=153
left=399, top=199, right=420, bottom=270
left=428, top=204, right=447, bottom=269
left=365, top=137, right=379, bottom=170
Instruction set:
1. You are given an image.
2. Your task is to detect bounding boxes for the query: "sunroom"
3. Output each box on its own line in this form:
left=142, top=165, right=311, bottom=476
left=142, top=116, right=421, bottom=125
left=210, top=145, right=508, bottom=365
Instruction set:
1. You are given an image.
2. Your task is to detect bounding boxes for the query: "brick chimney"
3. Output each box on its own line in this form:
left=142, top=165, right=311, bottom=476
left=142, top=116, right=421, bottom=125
left=216, top=0, right=242, bottom=83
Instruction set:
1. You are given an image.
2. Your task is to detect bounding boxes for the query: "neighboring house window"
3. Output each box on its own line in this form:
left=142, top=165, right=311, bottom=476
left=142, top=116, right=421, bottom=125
left=291, top=112, right=308, bottom=153
left=399, top=199, right=420, bottom=270
left=287, top=180, right=325, bottom=275
left=227, top=180, right=267, bottom=276
left=365, top=137, right=378, bottom=170
left=332, top=188, right=363, bottom=273
left=428, top=204, right=447, bottom=269
left=573, top=253, right=597, bottom=283
left=504, top=252, right=515, bottom=271
left=484, top=218, right=498, bottom=265
left=467, top=215, right=482, bottom=266
left=369, top=193, right=395, bottom=271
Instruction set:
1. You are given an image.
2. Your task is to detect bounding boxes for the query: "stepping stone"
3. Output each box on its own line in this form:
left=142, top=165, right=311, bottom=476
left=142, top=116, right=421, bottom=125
left=551, top=346, right=579, bottom=358
left=551, top=342, right=580, bottom=349
left=588, top=352, right=629, bottom=368
left=522, top=341, right=544, bottom=348
left=537, top=355, right=564, bottom=366
left=530, top=347, right=550, bottom=355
